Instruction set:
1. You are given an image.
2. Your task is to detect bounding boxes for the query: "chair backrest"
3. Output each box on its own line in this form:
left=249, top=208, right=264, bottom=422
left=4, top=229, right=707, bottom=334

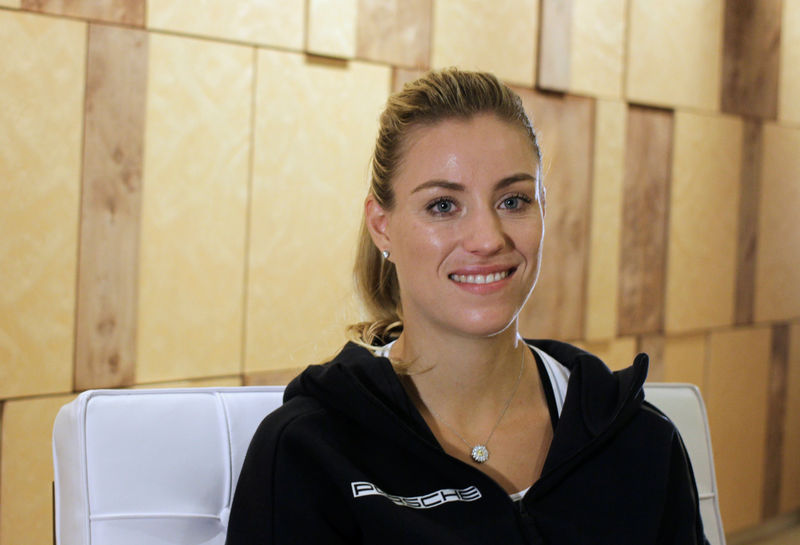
left=52, top=387, right=285, bottom=545
left=644, top=383, right=726, bottom=545
left=53, top=384, right=724, bottom=545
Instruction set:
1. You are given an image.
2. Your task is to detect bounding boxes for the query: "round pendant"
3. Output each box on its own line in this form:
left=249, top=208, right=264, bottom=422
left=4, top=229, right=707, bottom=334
left=471, top=445, right=489, bottom=463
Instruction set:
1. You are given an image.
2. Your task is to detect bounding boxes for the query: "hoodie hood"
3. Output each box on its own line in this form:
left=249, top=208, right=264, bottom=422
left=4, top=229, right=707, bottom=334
left=284, top=339, right=649, bottom=495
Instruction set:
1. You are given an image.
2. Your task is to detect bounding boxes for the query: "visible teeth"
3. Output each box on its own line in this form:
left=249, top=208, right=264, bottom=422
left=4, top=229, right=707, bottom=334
left=450, top=270, right=510, bottom=284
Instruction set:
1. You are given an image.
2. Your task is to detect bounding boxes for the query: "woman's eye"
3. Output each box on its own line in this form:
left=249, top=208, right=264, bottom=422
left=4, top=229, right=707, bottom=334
left=427, top=198, right=456, bottom=215
left=499, top=194, right=531, bottom=210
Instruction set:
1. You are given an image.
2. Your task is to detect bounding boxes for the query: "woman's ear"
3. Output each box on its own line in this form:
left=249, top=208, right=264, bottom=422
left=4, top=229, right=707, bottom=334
left=364, top=195, right=391, bottom=250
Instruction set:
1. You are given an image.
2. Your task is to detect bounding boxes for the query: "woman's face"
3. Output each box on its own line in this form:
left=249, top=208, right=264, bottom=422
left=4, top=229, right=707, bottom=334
left=366, top=113, right=544, bottom=339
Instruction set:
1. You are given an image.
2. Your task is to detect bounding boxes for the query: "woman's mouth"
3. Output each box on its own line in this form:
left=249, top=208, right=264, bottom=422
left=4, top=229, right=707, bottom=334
left=448, top=267, right=516, bottom=285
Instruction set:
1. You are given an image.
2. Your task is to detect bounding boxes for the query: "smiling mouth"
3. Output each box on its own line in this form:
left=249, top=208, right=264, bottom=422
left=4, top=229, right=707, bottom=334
left=448, top=267, right=516, bottom=285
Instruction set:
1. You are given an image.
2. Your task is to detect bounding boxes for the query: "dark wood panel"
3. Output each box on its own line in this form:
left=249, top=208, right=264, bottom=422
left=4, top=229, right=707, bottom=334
left=721, top=0, right=782, bottom=119
left=537, top=0, right=572, bottom=91
left=356, top=0, right=432, bottom=68
left=763, top=323, right=790, bottom=518
left=516, top=90, right=594, bottom=340
left=735, top=120, right=762, bottom=325
left=617, top=106, right=673, bottom=336
left=22, top=0, right=145, bottom=26
left=74, top=25, right=147, bottom=390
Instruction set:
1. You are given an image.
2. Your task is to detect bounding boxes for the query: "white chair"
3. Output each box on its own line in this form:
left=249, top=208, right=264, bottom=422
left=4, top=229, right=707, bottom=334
left=644, top=383, right=726, bottom=545
left=52, top=387, right=285, bottom=545
left=52, top=384, right=724, bottom=544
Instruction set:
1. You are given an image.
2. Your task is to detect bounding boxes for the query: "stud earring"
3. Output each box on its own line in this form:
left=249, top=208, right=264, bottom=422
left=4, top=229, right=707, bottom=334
left=381, top=250, right=390, bottom=259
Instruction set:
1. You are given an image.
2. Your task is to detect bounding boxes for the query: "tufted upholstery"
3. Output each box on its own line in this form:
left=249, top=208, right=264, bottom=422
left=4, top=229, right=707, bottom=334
left=52, top=384, right=724, bottom=544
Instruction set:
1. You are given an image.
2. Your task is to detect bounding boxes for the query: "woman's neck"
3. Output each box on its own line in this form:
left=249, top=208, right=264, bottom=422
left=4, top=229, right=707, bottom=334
left=391, top=324, right=529, bottom=428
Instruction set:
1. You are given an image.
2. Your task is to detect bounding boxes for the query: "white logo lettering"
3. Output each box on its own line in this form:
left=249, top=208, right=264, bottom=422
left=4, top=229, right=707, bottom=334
left=351, top=481, right=482, bottom=509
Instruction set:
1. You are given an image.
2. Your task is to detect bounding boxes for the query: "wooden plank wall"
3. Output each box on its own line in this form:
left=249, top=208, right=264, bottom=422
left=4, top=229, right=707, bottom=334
left=1, top=1, right=799, bottom=543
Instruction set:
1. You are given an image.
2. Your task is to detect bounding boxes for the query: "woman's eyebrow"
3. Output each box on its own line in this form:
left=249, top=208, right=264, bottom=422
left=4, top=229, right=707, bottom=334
left=410, top=173, right=536, bottom=195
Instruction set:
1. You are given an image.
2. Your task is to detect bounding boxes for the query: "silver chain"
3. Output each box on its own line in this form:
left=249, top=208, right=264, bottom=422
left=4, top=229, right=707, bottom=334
left=424, top=348, right=526, bottom=463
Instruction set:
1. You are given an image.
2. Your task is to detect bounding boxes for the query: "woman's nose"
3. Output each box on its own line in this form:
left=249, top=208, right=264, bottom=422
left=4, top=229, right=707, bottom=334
left=462, top=207, right=506, bottom=255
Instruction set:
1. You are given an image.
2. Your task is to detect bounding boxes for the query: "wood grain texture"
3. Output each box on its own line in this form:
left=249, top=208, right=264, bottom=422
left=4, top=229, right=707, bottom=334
left=721, top=0, right=782, bottom=119
left=763, top=323, right=790, bottom=518
left=537, top=0, right=571, bottom=91
left=356, top=0, right=431, bottom=68
left=74, top=25, right=147, bottom=390
left=618, top=106, right=673, bottom=336
left=245, top=367, right=304, bottom=386
left=638, top=335, right=664, bottom=381
left=21, top=0, right=145, bottom=25
left=516, top=90, right=594, bottom=340
left=781, top=322, right=800, bottom=513
left=735, top=120, right=762, bottom=325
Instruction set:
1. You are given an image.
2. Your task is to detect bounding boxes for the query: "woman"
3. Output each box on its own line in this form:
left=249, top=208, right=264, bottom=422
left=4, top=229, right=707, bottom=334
left=226, top=69, right=708, bottom=544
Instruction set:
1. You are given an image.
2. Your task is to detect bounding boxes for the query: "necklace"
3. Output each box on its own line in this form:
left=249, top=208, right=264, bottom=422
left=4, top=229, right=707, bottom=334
left=425, top=348, right=525, bottom=464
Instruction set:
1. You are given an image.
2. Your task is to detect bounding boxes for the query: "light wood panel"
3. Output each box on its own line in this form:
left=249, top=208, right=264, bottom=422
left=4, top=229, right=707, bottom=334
left=585, top=100, right=626, bottom=340
left=665, top=111, right=742, bottom=333
left=638, top=335, right=664, bottom=381
left=618, top=106, right=673, bottom=336
left=537, top=0, right=571, bottom=91
left=662, top=334, right=707, bottom=391
left=626, top=0, right=723, bottom=111
left=755, top=124, right=800, bottom=323
left=74, top=24, right=147, bottom=390
left=307, top=0, right=357, bottom=59
left=136, top=34, right=252, bottom=383
left=21, top=0, right=145, bottom=25
left=147, top=0, right=305, bottom=49
left=576, top=337, right=637, bottom=372
left=721, top=0, right=782, bottom=120
left=707, top=326, right=771, bottom=532
left=432, top=0, right=538, bottom=86
left=356, top=0, right=431, bottom=68
left=246, top=51, right=391, bottom=373
left=0, top=394, right=75, bottom=545
left=516, top=90, right=594, bottom=340
left=0, top=10, right=85, bottom=398
left=779, top=0, right=800, bottom=123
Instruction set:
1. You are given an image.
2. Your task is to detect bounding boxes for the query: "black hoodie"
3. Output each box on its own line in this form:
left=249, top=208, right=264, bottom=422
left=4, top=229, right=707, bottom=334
left=227, top=340, right=709, bottom=544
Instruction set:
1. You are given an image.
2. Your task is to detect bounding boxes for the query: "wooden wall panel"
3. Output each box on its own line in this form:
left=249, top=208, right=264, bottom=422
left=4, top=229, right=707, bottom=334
left=707, top=326, right=771, bottom=532
left=74, top=24, right=147, bottom=390
left=356, top=0, right=431, bottom=68
left=0, top=11, right=85, bottom=398
left=779, top=0, right=800, bottom=123
left=516, top=91, right=594, bottom=340
left=432, top=0, right=538, bottom=86
left=638, top=335, right=665, bottom=381
left=662, top=334, right=707, bottom=391
left=618, top=106, right=673, bottom=336
left=721, top=0, right=782, bottom=120
left=569, top=0, right=626, bottom=98
left=626, top=0, right=723, bottom=111
left=577, top=337, right=637, bottom=372
left=0, top=395, right=75, bottom=545
left=136, top=35, right=252, bottom=383
left=246, top=51, right=391, bottom=373
left=665, top=111, right=742, bottom=333
left=585, top=100, right=626, bottom=340
left=307, top=0, right=357, bottom=59
left=21, top=0, right=145, bottom=25
left=780, top=322, right=800, bottom=513
left=537, top=0, right=571, bottom=91
left=147, top=0, right=305, bottom=49
left=763, top=324, right=790, bottom=518
left=734, top=121, right=762, bottom=325
left=755, top=124, right=800, bottom=323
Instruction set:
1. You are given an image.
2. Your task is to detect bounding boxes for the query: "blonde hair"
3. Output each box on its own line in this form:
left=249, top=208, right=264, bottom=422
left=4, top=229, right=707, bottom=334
left=347, top=68, right=543, bottom=348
